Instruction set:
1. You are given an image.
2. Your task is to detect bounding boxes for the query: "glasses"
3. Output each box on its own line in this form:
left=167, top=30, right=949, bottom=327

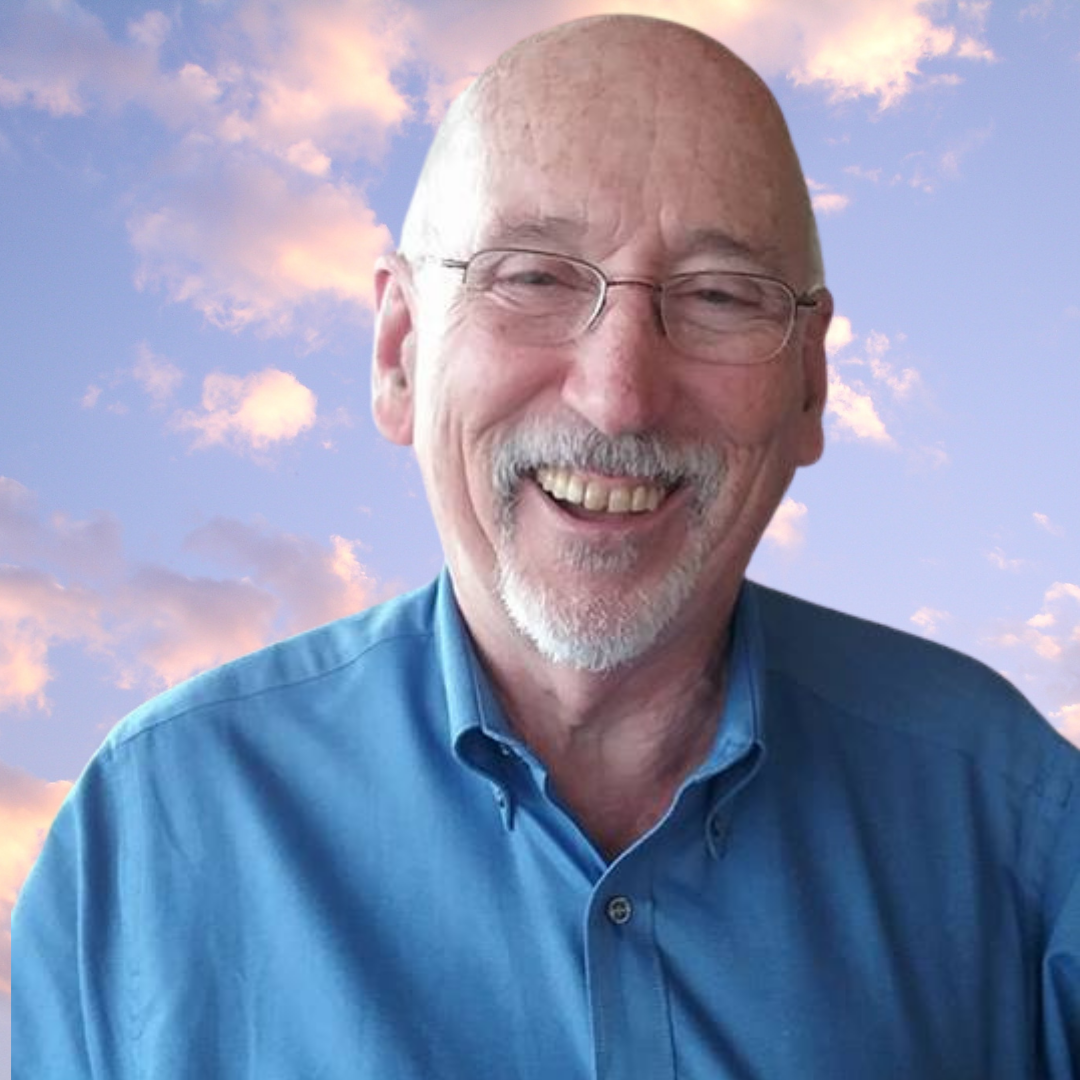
left=439, top=248, right=820, bottom=365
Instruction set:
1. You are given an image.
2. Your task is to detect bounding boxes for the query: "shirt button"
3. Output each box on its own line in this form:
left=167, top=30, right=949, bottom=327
left=605, top=895, right=633, bottom=925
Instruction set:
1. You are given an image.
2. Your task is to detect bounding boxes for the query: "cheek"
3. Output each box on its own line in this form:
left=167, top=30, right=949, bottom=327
left=692, top=365, right=805, bottom=451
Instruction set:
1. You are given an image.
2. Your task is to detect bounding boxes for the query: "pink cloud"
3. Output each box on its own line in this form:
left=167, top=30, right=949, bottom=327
left=0, top=567, right=106, bottom=712
left=116, top=567, right=279, bottom=689
left=0, top=760, right=73, bottom=997
left=185, top=518, right=377, bottom=635
left=129, top=159, right=391, bottom=333
left=1, top=480, right=385, bottom=708
left=409, top=0, right=993, bottom=111
left=174, top=368, right=318, bottom=453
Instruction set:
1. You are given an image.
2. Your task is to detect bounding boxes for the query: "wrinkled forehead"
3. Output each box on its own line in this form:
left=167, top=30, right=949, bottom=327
left=442, top=33, right=809, bottom=276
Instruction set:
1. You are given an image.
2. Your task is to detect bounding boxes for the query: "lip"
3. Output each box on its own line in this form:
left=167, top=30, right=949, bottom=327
left=520, top=472, right=689, bottom=535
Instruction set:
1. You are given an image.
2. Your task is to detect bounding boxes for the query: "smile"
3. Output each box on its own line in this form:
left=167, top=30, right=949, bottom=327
left=534, top=466, right=672, bottom=514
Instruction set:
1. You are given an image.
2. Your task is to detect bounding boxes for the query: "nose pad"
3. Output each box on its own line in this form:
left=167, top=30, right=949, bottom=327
left=586, top=279, right=665, bottom=339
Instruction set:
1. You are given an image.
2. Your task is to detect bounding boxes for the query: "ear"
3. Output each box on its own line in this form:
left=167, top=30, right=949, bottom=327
left=371, top=253, right=417, bottom=446
left=793, top=287, right=832, bottom=467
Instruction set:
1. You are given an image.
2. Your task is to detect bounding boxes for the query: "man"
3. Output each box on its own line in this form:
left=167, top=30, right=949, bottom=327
left=14, top=15, right=1080, bottom=1079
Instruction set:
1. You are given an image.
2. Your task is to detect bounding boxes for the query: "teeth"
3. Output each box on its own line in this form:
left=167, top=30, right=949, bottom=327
left=534, top=467, right=670, bottom=514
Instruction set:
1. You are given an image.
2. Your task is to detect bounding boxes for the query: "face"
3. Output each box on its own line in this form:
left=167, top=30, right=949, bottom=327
left=374, top=32, right=830, bottom=673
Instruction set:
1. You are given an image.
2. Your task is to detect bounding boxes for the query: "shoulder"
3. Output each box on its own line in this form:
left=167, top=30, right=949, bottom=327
left=746, top=581, right=1080, bottom=784
left=102, top=577, right=442, bottom=754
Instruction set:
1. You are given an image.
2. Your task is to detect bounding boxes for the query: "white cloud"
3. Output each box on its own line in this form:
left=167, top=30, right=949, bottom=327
left=1033, top=511, right=1064, bottom=536
left=174, top=368, right=317, bottom=453
left=825, top=315, right=854, bottom=355
left=762, top=497, right=808, bottom=549
left=864, top=330, right=921, bottom=399
left=1051, top=702, right=1080, bottom=746
left=911, top=606, right=950, bottom=636
left=986, top=546, right=1027, bottom=572
left=0, top=761, right=73, bottom=996
left=80, top=384, right=102, bottom=409
left=844, top=164, right=882, bottom=182
left=132, top=341, right=183, bottom=405
left=987, top=583, right=1080, bottom=722
left=811, top=191, right=850, bottom=215
left=1046, top=582, right=1080, bottom=605
left=827, top=366, right=894, bottom=444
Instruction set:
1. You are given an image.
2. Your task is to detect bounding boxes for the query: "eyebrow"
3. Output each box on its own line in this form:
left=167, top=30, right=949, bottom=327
left=481, top=215, right=778, bottom=268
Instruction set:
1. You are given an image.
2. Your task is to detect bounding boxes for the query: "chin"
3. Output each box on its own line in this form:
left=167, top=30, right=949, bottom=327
left=495, top=548, right=707, bottom=673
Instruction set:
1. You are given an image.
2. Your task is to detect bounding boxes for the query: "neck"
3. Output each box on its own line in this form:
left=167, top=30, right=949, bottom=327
left=463, top=584, right=736, bottom=858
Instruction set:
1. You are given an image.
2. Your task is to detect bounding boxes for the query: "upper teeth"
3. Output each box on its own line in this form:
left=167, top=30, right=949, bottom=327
left=534, top=467, right=667, bottom=513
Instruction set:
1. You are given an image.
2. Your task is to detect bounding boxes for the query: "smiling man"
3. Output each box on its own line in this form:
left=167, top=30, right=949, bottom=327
left=14, top=15, right=1080, bottom=1080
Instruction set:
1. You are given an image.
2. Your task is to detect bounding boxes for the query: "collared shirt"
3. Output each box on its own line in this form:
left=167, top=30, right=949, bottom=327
left=12, top=572, right=1080, bottom=1079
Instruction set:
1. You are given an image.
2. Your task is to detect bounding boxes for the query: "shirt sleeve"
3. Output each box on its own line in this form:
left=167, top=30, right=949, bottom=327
left=1040, top=785, right=1080, bottom=1080
left=11, top=749, right=134, bottom=1080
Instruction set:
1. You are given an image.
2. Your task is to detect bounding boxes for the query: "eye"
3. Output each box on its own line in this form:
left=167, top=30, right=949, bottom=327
left=472, top=252, right=597, bottom=311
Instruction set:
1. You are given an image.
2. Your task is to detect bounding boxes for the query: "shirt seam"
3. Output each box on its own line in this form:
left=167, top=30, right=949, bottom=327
left=109, top=628, right=436, bottom=753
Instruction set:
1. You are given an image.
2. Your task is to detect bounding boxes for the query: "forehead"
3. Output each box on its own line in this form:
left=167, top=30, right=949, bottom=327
left=451, top=38, right=804, bottom=272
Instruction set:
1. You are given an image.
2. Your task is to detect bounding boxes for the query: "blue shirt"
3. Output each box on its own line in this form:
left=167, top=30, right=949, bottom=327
left=13, top=573, right=1080, bottom=1079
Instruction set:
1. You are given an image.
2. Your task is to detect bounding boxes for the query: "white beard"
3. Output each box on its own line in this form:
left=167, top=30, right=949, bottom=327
left=495, top=523, right=713, bottom=672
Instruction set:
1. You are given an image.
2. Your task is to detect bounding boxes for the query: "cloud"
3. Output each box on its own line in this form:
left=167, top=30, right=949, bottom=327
left=184, top=518, right=377, bottom=635
left=1051, top=703, right=1080, bottom=746
left=129, top=157, right=392, bottom=335
left=762, top=497, right=808, bottom=549
left=0, top=480, right=384, bottom=709
left=1033, top=512, right=1064, bottom=536
left=132, top=341, right=183, bottom=405
left=986, top=546, right=1027, bottom=572
left=80, top=384, right=102, bottom=409
left=825, top=315, right=854, bottom=355
left=844, top=164, right=883, bottom=182
left=0, top=761, right=73, bottom=996
left=827, top=366, right=894, bottom=443
left=785, top=2, right=958, bottom=108
left=911, top=606, right=950, bottom=636
left=426, top=0, right=991, bottom=110
left=116, top=566, right=280, bottom=689
left=862, top=330, right=921, bottom=399
left=3, top=0, right=401, bottom=337
left=811, top=191, right=851, bottom=215
left=0, top=567, right=106, bottom=711
left=0, top=476, right=123, bottom=580
left=174, top=368, right=317, bottom=453
left=939, top=124, right=993, bottom=179
left=2, top=0, right=999, bottom=341
left=987, top=583, right=1080, bottom=723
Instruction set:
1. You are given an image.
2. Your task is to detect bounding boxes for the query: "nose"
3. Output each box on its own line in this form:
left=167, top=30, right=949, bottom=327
left=559, top=283, right=674, bottom=437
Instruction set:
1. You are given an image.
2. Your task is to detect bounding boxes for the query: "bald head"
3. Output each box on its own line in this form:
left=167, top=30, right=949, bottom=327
left=401, top=15, right=823, bottom=289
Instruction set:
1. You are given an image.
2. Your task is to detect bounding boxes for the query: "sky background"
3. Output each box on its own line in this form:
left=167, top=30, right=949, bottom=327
left=2, top=0, right=1079, bottom=1068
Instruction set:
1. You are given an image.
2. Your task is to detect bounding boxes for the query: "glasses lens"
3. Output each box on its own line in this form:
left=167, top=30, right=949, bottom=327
left=464, top=251, right=600, bottom=343
left=664, top=272, right=795, bottom=364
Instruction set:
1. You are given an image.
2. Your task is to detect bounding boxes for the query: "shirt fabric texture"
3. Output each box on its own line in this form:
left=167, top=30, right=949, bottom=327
left=13, top=572, right=1080, bottom=1079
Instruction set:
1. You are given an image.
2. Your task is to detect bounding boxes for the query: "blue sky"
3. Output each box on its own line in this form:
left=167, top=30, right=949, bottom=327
left=2, top=0, right=1079, bottom=1064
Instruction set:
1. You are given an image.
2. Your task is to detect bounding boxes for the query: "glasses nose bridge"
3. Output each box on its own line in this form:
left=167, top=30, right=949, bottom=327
left=587, top=273, right=665, bottom=334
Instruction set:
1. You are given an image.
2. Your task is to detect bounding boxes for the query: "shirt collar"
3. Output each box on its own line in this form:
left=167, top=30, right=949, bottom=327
left=434, top=568, right=768, bottom=787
